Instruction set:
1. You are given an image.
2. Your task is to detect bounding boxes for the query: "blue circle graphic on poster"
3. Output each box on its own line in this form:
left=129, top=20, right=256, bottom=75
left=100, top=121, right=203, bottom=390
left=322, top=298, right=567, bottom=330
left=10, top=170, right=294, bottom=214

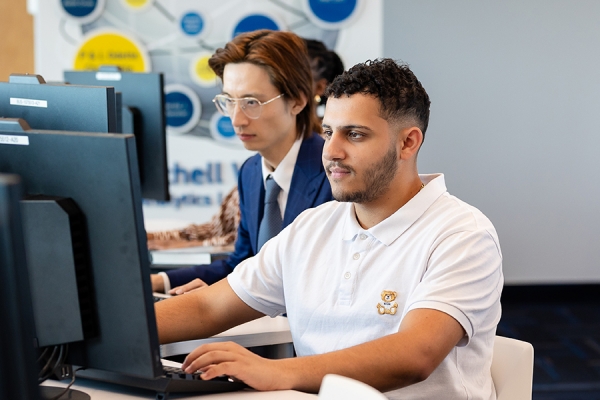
left=304, top=0, right=360, bottom=28
left=166, top=92, right=193, bottom=128
left=164, top=84, right=201, bottom=135
left=61, top=0, right=97, bottom=17
left=233, top=14, right=280, bottom=37
left=60, top=0, right=105, bottom=23
left=210, top=112, right=237, bottom=141
left=216, top=116, right=235, bottom=138
left=180, top=12, right=204, bottom=36
left=210, top=112, right=244, bottom=146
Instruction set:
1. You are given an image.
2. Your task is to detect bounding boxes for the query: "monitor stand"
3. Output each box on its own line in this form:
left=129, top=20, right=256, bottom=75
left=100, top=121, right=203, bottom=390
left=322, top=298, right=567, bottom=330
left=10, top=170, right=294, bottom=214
left=40, top=385, right=90, bottom=400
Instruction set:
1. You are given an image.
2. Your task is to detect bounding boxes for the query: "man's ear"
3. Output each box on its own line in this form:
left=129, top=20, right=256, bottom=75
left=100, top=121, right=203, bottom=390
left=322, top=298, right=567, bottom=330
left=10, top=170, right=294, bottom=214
left=397, top=126, right=423, bottom=160
left=289, top=93, right=308, bottom=116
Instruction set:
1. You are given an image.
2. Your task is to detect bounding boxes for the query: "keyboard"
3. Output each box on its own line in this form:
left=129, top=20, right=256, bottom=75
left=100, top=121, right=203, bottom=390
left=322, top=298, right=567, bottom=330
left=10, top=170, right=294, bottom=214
left=159, top=365, right=247, bottom=394
left=75, top=362, right=247, bottom=397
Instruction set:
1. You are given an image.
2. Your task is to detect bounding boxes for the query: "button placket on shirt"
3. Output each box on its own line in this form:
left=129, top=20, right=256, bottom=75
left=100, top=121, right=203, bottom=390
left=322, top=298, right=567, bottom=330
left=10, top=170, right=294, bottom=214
left=339, top=231, right=371, bottom=305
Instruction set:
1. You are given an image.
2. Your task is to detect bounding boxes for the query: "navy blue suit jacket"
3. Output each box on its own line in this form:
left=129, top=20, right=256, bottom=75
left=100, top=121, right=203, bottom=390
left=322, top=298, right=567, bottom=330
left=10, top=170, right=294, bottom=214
left=166, top=134, right=333, bottom=287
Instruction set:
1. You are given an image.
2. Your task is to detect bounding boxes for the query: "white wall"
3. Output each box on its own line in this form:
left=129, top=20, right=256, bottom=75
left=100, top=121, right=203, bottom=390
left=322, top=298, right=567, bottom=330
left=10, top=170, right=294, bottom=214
left=383, top=0, right=600, bottom=284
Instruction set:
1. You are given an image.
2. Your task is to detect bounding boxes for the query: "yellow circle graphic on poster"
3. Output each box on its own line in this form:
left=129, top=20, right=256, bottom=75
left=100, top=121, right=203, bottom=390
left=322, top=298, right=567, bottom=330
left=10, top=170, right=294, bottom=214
left=73, top=30, right=151, bottom=72
left=120, top=0, right=153, bottom=12
left=190, top=53, right=218, bottom=88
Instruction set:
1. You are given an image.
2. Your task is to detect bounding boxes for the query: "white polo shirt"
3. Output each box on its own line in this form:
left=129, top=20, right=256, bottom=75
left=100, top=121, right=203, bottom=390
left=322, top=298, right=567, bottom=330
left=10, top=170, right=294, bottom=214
left=228, top=174, right=503, bottom=400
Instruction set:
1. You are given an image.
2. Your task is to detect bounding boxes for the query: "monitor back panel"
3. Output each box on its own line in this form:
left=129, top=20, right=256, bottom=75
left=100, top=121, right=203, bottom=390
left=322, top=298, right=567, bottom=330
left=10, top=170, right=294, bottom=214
left=0, top=174, right=40, bottom=400
left=0, top=128, right=162, bottom=379
left=64, top=71, right=169, bottom=201
left=0, top=82, right=117, bottom=133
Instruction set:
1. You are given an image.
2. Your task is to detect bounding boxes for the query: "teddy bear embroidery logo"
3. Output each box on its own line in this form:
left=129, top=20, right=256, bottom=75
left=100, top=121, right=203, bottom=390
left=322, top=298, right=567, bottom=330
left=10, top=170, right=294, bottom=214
left=377, top=290, right=398, bottom=315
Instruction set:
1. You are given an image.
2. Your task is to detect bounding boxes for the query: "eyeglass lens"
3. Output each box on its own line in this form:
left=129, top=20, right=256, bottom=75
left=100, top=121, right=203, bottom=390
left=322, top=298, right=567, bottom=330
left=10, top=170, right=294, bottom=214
left=214, top=96, right=262, bottom=119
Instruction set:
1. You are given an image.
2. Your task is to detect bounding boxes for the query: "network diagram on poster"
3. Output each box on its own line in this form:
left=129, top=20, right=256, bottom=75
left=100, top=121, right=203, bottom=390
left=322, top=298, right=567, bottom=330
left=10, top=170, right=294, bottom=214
left=32, top=0, right=378, bottom=224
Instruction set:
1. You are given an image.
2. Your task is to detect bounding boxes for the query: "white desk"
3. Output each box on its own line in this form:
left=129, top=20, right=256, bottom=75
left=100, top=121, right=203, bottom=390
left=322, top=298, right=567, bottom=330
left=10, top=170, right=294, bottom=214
left=161, top=316, right=294, bottom=358
left=149, top=245, right=235, bottom=268
left=42, top=379, right=318, bottom=399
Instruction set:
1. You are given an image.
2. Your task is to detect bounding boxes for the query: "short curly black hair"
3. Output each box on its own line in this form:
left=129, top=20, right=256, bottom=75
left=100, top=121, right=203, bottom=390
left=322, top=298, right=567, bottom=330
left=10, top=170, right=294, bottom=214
left=324, top=58, right=431, bottom=135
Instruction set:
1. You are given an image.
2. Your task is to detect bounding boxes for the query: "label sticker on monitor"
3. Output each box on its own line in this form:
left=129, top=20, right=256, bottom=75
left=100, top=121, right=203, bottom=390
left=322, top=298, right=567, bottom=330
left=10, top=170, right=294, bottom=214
left=95, top=72, right=122, bottom=81
left=10, top=98, right=48, bottom=108
left=0, top=135, right=29, bottom=146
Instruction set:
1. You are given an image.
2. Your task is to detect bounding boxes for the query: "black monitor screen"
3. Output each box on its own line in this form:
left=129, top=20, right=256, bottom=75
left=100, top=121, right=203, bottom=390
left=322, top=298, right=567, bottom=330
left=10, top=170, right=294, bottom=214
left=0, top=75, right=117, bottom=133
left=64, top=70, right=169, bottom=202
left=0, top=174, right=40, bottom=400
left=0, top=119, right=162, bottom=380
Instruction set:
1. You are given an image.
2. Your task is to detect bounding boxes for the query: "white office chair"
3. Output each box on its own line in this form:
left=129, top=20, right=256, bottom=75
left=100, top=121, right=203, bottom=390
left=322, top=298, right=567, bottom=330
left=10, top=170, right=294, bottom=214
left=318, top=374, right=388, bottom=400
left=491, top=336, right=534, bottom=400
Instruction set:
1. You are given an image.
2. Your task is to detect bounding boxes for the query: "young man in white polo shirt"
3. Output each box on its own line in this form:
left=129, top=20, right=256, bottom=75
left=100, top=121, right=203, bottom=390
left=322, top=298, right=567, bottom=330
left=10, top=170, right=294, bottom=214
left=155, top=59, right=503, bottom=399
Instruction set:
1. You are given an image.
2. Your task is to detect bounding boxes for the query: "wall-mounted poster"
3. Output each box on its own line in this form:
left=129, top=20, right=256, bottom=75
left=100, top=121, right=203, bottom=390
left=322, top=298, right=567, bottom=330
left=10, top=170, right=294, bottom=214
left=31, top=0, right=382, bottom=226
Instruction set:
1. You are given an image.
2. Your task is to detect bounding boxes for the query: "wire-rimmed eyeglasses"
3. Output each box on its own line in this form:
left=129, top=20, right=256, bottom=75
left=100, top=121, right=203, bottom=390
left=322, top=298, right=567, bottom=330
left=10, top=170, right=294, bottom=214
left=212, top=93, right=284, bottom=120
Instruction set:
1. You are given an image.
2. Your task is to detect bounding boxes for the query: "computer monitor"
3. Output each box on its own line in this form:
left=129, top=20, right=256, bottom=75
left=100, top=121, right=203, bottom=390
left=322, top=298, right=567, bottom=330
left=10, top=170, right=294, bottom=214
left=64, top=68, right=170, bottom=202
left=0, top=118, right=244, bottom=397
left=0, top=118, right=162, bottom=381
left=0, top=174, right=41, bottom=400
left=0, top=74, right=117, bottom=133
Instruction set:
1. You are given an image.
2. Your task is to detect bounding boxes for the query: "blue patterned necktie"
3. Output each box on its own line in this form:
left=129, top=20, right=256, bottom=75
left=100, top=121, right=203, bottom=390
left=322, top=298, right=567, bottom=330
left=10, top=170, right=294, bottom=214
left=257, top=175, right=282, bottom=250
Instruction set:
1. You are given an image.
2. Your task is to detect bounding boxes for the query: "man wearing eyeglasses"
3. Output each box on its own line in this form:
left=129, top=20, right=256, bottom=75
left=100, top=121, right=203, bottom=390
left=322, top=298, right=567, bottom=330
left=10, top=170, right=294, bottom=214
left=151, top=30, right=333, bottom=294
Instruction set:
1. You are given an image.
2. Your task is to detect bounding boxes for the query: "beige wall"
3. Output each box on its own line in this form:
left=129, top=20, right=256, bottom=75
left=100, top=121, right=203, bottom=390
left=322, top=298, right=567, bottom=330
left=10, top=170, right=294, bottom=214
left=0, top=0, right=34, bottom=81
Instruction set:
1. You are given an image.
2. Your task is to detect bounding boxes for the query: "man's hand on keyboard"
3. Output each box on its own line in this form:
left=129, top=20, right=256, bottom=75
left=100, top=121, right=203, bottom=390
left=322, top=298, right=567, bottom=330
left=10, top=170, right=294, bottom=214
left=169, top=278, right=208, bottom=295
left=181, top=341, right=284, bottom=391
